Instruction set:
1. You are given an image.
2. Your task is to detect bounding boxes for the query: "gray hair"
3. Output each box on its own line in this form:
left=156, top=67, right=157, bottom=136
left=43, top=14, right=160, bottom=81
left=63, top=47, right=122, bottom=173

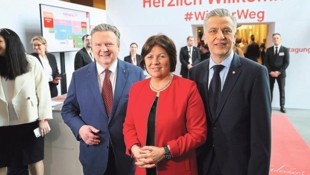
left=91, top=23, right=121, bottom=47
left=204, top=8, right=237, bottom=33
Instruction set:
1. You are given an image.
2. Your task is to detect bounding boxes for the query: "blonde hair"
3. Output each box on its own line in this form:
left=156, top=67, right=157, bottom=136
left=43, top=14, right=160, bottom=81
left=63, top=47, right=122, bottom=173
left=30, top=35, right=48, bottom=52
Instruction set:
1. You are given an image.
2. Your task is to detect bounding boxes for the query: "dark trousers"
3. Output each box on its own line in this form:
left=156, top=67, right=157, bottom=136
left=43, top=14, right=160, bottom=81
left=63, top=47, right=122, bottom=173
left=269, top=76, right=286, bottom=106
left=104, top=145, right=117, bottom=175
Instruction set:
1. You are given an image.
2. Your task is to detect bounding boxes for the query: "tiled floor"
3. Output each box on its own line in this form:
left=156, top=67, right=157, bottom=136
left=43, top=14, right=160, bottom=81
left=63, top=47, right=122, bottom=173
left=273, top=107, right=310, bottom=146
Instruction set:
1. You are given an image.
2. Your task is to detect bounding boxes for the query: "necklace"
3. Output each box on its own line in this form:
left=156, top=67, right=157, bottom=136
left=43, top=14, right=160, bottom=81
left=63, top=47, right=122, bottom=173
left=149, top=75, right=173, bottom=93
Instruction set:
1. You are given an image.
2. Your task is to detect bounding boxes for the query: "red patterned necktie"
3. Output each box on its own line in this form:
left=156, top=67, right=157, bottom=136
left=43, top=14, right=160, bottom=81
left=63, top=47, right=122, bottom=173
left=102, top=69, right=113, bottom=117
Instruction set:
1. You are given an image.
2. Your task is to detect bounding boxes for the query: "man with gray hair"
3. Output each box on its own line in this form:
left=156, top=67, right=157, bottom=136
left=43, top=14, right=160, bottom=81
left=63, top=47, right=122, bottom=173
left=189, top=8, right=271, bottom=175
left=62, top=23, right=144, bottom=175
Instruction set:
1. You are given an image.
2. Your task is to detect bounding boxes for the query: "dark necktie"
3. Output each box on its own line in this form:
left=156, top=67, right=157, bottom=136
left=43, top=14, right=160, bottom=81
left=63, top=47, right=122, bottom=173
left=102, top=69, right=113, bottom=117
left=275, top=47, right=278, bottom=55
left=209, top=65, right=225, bottom=119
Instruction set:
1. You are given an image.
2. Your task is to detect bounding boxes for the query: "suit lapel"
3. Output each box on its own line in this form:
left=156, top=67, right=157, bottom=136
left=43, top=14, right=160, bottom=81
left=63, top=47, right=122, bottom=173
left=0, top=74, right=28, bottom=102
left=87, top=63, right=106, bottom=115
left=14, top=71, right=30, bottom=98
left=82, top=48, right=93, bottom=63
left=110, top=60, right=128, bottom=121
left=194, top=60, right=213, bottom=121
left=214, top=55, right=242, bottom=122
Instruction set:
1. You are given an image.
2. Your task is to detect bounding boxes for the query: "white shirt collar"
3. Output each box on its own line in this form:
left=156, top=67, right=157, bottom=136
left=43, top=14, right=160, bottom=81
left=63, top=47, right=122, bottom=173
left=96, top=59, right=118, bottom=76
left=209, top=51, right=233, bottom=70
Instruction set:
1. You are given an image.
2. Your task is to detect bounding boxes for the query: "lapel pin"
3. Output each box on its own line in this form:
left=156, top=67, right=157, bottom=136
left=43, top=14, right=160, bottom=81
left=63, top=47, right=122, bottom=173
left=232, top=71, right=236, bottom=74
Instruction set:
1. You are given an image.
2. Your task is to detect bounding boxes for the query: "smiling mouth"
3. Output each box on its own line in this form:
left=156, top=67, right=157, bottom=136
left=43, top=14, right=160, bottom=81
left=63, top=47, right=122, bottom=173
left=215, top=43, right=226, bottom=46
left=151, top=67, right=161, bottom=71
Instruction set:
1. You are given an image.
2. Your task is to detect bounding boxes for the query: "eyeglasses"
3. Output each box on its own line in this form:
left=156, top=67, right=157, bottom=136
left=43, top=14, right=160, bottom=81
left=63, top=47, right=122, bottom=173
left=0, top=28, right=10, bottom=35
left=33, top=44, right=43, bottom=47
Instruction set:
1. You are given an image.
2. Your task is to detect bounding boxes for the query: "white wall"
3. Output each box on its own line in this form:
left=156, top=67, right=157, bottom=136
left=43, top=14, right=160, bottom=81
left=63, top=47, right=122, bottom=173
left=0, top=0, right=106, bottom=95
left=106, top=0, right=310, bottom=109
left=1, top=0, right=309, bottom=109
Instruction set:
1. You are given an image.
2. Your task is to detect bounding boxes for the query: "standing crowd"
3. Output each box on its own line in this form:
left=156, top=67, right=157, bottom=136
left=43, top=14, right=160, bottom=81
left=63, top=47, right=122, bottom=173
left=0, top=7, right=291, bottom=175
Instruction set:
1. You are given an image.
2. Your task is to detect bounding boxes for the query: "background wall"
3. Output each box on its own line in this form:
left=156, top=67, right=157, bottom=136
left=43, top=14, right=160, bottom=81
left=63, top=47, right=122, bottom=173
left=0, top=0, right=106, bottom=96
left=1, top=0, right=309, bottom=109
left=105, top=0, right=310, bottom=109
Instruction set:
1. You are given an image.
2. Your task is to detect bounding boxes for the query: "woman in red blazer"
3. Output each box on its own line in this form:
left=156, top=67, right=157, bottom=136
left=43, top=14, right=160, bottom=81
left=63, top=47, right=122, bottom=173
left=123, top=34, right=207, bottom=175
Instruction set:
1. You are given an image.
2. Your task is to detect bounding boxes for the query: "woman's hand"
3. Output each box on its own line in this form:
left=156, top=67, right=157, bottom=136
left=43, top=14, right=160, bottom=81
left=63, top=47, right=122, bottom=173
left=52, top=76, right=61, bottom=84
left=38, top=119, right=51, bottom=136
left=134, top=146, right=165, bottom=168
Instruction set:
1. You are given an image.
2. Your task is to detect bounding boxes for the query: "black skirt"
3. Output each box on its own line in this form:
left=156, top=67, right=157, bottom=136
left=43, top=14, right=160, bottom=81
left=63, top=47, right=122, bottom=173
left=0, top=121, right=44, bottom=167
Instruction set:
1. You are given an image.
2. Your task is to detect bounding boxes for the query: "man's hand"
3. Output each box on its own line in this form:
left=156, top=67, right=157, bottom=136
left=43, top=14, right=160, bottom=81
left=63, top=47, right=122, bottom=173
left=79, top=125, right=101, bottom=145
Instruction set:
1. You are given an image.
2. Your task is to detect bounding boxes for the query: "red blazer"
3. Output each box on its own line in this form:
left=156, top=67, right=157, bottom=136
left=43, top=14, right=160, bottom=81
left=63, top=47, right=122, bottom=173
left=123, top=75, right=207, bottom=175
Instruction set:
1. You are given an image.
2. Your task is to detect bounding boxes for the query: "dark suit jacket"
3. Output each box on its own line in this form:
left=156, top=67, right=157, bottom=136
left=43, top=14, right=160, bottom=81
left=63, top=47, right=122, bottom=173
left=189, top=54, right=272, bottom=175
left=31, top=52, right=61, bottom=97
left=61, top=60, right=144, bottom=175
left=264, top=45, right=289, bottom=77
left=179, top=46, right=201, bottom=78
left=124, top=54, right=142, bottom=67
left=245, top=42, right=260, bottom=62
left=74, top=47, right=93, bottom=70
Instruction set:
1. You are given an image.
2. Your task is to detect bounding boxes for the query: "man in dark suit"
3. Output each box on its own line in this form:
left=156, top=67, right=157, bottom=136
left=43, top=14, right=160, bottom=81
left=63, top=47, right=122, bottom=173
left=245, top=34, right=260, bottom=62
left=74, top=34, right=94, bottom=70
left=124, top=42, right=142, bottom=67
left=179, top=36, right=201, bottom=78
left=189, top=8, right=271, bottom=175
left=264, top=33, right=290, bottom=113
left=62, top=23, right=145, bottom=175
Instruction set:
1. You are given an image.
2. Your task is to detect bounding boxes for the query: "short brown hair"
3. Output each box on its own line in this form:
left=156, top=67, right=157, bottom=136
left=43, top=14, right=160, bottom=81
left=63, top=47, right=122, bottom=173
left=140, top=34, right=177, bottom=72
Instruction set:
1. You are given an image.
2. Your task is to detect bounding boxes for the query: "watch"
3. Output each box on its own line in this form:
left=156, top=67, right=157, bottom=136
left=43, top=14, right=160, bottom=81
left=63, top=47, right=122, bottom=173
left=163, top=146, right=172, bottom=160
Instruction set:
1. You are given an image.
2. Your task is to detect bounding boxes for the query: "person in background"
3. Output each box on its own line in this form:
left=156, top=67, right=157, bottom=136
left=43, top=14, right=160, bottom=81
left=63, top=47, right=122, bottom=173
left=30, top=36, right=61, bottom=98
left=0, top=28, right=52, bottom=175
left=179, top=36, right=201, bottom=78
left=61, top=23, right=145, bottom=175
left=124, top=42, right=142, bottom=67
left=74, top=34, right=94, bottom=70
left=189, top=8, right=271, bottom=175
left=264, top=33, right=290, bottom=113
left=234, top=38, right=245, bottom=57
left=123, top=34, right=207, bottom=175
left=199, top=40, right=210, bottom=62
left=259, top=43, right=266, bottom=65
left=245, top=34, right=260, bottom=62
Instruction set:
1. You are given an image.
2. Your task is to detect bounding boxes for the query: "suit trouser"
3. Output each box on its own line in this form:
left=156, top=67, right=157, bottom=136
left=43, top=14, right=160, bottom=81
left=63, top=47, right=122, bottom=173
left=269, top=76, right=286, bottom=106
left=104, top=145, right=117, bottom=175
